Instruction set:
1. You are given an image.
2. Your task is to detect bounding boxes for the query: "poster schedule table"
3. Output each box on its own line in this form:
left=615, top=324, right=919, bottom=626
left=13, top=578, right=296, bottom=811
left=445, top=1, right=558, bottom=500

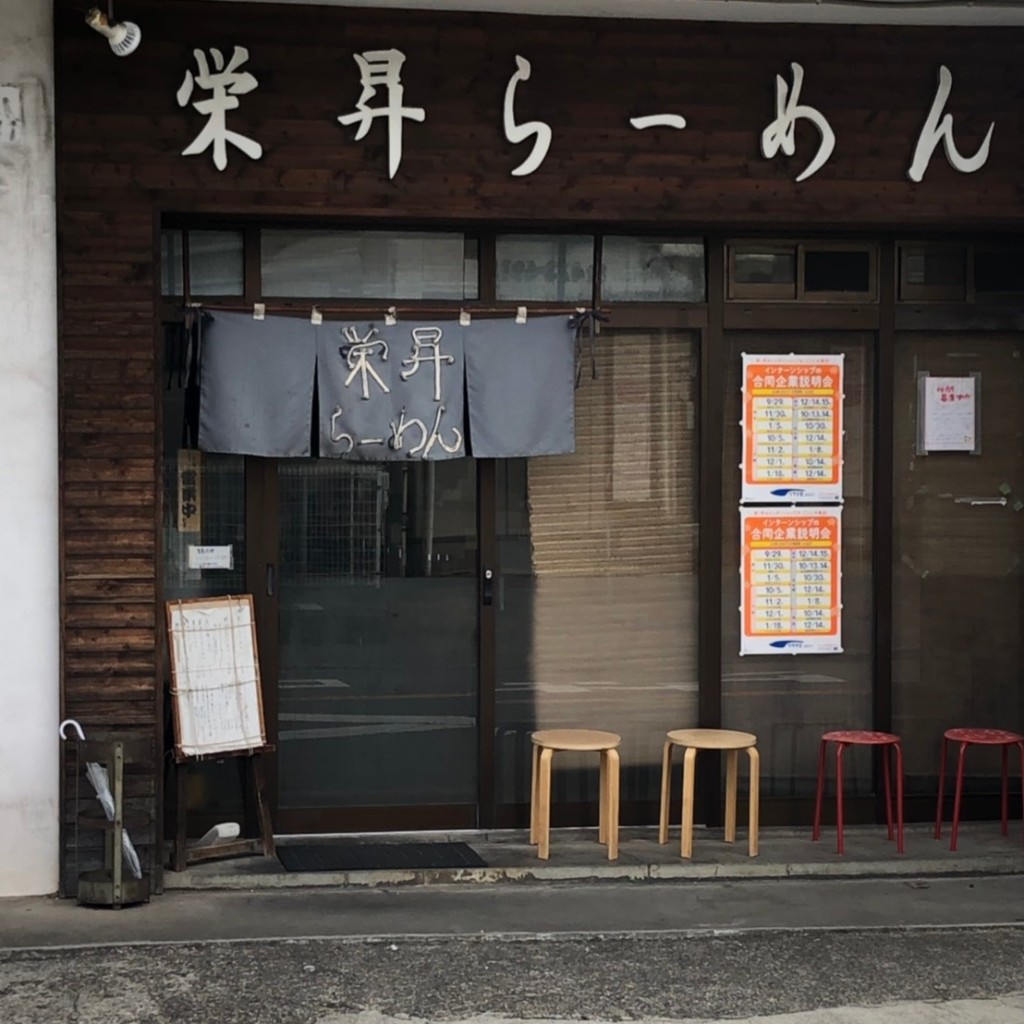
left=740, top=508, right=842, bottom=655
left=741, top=354, right=844, bottom=503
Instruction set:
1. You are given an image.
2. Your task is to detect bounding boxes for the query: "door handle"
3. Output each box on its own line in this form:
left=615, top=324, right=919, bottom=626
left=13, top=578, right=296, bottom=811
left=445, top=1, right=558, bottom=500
left=482, top=567, right=494, bottom=607
left=266, top=563, right=276, bottom=597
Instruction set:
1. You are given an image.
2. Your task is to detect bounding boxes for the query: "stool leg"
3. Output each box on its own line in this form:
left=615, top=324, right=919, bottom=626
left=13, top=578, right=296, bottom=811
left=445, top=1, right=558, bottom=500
left=530, top=742, right=540, bottom=845
left=950, top=741, right=968, bottom=853
left=537, top=747, right=553, bottom=860
left=606, top=748, right=620, bottom=861
left=599, top=750, right=608, bottom=845
left=881, top=743, right=894, bottom=842
left=894, top=741, right=905, bottom=854
left=934, top=735, right=948, bottom=840
left=747, top=745, right=760, bottom=858
left=813, top=738, right=828, bottom=842
left=1000, top=744, right=1009, bottom=837
left=658, top=740, right=673, bottom=845
left=724, top=749, right=738, bottom=844
left=835, top=742, right=846, bottom=855
left=680, top=746, right=697, bottom=859
left=1018, top=742, right=1024, bottom=846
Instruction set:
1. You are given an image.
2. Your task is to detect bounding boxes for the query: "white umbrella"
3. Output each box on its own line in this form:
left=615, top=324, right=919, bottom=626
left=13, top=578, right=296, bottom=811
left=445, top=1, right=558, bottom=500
left=60, top=719, right=143, bottom=880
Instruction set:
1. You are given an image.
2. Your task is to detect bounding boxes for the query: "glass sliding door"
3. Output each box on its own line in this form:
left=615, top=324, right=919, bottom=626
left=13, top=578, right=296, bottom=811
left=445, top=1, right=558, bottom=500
left=720, top=332, right=875, bottom=799
left=892, top=334, right=1024, bottom=794
left=493, top=329, right=701, bottom=821
left=275, top=458, right=479, bottom=829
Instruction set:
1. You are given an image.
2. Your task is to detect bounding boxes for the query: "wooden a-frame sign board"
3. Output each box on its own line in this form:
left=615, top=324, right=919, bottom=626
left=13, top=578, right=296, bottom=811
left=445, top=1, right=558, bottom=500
left=165, top=595, right=275, bottom=870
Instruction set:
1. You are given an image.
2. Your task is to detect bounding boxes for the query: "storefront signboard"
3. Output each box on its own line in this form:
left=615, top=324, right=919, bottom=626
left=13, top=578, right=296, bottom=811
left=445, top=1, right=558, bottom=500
left=740, top=507, right=842, bottom=656
left=740, top=353, right=844, bottom=504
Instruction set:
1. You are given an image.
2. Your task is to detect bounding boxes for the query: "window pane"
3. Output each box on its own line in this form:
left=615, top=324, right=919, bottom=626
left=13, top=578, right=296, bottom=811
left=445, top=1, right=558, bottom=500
left=495, top=330, right=700, bottom=807
left=161, top=229, right=184, bottom=297
left=804, top=250, right=871, bottom=294
left=902, top=247, right=966, bottom=292
left=602, top=236, right=705, bottom=302
left=261, top=229, right=476, bottom=299
left=734, top=249, right=796, bottom=286
left=496, top=234, right=593, bottom=302
left=189, top=230, right=244, bottom=296
left=974, top=250, right=1024, bottom=294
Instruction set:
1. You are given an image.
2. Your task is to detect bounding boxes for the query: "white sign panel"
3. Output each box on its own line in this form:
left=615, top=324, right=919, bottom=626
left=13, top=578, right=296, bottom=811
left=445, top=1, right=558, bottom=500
left=187, top=544, right=234, bottom=570
left=920, top=375, right=977, bottom=452
left=166, top=595, right=266, bottom=758
left=740, top=506, right=843, bottom=656
left=741, top=353, right=844, bottom=504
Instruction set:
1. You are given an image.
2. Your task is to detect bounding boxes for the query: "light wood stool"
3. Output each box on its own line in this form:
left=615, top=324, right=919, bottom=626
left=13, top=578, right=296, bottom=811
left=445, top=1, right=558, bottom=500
left=659, top=728, right=760, bottom=858
left=530, top=729, right=621, bottom=860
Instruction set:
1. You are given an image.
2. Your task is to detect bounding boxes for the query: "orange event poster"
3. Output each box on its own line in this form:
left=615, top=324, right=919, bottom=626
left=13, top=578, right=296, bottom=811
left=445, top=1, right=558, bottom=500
left=741, top=354, right=844, bottom=504
left=740, top=508, right=842, bottom=656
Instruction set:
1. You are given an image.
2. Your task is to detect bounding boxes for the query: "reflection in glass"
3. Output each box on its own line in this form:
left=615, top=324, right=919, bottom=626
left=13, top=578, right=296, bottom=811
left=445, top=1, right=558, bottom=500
left=892, top=335, right=1024, bottom=792
left=602, top=237, right=705, bottom=302
left=189, top=230, right=245, bottom=296
left=721, top=333, right=874, bottom=797
left=496, top=234, right=594, bottom=302
left=734, top=249, right=796, bottom=286
left=277, top=459, right=478, bottom=809
left=495, top=331, right=700, bottom=809
left=161, top=230, right=184, bottom=296
left=262, top=229, right=477, bottom=299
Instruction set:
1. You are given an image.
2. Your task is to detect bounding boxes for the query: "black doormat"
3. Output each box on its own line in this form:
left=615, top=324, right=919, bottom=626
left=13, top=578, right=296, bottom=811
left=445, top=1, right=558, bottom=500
left=277, top=841, right=487, bottom=872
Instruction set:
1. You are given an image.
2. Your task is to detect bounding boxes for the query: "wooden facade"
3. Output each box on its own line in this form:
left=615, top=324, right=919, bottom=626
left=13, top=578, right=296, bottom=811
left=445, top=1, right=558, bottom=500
left=54, top=0, right=1024, bottom=885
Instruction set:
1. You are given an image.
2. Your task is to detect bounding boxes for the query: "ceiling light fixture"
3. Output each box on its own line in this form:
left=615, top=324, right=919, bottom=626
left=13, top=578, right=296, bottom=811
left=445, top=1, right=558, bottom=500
left=85, top=5, right=141, bottom=58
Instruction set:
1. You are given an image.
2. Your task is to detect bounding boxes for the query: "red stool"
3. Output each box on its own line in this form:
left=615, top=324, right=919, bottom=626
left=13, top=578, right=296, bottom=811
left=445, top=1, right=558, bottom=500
left=813, top=730, right=904, bottom=854
left=934, top=727, right=1024, bottom=852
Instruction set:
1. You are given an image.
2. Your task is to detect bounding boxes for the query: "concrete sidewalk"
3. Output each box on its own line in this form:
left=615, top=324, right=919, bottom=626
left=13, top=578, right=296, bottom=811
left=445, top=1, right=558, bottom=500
left=165, top=820, right=1024, bottom=890
left=1, top=821, right=1022, bottom=951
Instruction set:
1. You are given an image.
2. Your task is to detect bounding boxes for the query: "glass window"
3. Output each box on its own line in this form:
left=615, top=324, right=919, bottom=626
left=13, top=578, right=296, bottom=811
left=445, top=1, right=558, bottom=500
left=900, top=245, right=966, bottom=300
left=261, top=229, right=477, bottom=299
left=495, top=329, right=700, bottom=807
left=804, top=249, right=873, bottom=295
left=189, top=230, right=244, bottom=296
left=974, top=249, right=1024, bottom=295
left=734, top=248, right=796, bottom=286
left=601, top=236, right=705, bottom=302
left=496, top=234, right=593, bottom=302
left=721, top=332, right=874, bottom=798
left=161, top=230, right=184, bottom=297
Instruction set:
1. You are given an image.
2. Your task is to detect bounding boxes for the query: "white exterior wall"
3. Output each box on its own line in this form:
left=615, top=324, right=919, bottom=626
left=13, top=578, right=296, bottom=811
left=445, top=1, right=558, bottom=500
left=0, top=0, right=59, bottom=896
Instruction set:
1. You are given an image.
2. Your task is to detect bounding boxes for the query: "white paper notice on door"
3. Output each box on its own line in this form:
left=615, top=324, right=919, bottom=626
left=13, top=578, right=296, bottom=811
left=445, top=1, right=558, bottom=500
left=919, top=374, right=978, bottom=452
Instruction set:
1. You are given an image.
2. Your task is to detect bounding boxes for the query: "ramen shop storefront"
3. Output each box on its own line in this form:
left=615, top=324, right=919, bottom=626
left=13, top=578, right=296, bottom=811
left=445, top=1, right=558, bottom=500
left=54, top=0, right=1024, bottom=880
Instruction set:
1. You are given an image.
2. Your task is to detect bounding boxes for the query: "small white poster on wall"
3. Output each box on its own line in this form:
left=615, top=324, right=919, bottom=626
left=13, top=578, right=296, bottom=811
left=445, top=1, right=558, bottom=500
left=919, top=375, right=978, bottom=452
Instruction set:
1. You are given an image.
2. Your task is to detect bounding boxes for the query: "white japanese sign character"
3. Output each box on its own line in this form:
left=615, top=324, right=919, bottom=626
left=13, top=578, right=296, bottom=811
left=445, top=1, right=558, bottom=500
left=341, top=326, right=391, bottom=400
left=337, top=49, right=426, bottom=179
left=907, top=65, right=994, bottom=183
left=503, top=56, right=551, bottom=177
left=761, top=62, right=835, bottom=183
left=630, top=114, right=687, bottom=131
left=176, top=47, right=263, bottom=172
left=400, top=327, right=455, bottom=402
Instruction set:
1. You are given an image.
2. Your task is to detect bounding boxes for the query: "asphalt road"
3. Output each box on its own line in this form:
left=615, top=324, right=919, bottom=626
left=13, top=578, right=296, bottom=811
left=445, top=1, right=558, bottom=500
left=3, top=926, right=1024, bottom=1024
